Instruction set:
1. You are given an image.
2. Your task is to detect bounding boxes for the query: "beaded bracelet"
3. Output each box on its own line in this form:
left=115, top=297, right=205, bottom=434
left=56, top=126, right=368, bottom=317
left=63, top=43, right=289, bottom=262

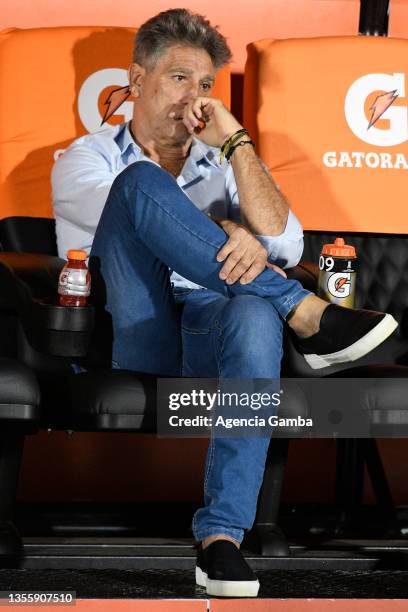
left=225, top=139, right=255, bottom=162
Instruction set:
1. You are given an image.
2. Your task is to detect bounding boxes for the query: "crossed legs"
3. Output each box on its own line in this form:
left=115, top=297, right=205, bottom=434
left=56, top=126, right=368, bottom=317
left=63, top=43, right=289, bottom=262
left=90, top=161, right=310, bottom=542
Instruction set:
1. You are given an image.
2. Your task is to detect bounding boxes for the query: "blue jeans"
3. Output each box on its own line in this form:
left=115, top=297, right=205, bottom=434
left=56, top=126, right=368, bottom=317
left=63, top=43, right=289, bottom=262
left=90, top=161, right=310, bottom=543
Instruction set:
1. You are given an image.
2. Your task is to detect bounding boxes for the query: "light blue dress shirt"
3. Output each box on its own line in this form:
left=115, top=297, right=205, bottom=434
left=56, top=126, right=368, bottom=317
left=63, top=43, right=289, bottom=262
left=52, top=122, right=304, bottom=289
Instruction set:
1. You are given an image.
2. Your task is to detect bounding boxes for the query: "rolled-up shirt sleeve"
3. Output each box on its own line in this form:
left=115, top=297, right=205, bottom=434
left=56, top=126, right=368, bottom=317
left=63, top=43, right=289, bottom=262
left=51, top=138, right=117, bottom=257
left=226, top=164, right=304, bottom=269
left=255, top=210, right=304, bottom=269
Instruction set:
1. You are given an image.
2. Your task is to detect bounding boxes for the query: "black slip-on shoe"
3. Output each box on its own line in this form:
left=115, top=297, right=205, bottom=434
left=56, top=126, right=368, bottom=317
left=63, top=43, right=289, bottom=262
left=294, top=304, right=398, bottom=370
left=196, top=540, right=259, bottom=598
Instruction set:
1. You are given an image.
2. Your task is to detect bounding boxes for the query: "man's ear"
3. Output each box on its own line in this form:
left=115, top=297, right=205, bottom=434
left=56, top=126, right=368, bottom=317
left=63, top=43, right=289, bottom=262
left=128, top=63, right=146, bottom=98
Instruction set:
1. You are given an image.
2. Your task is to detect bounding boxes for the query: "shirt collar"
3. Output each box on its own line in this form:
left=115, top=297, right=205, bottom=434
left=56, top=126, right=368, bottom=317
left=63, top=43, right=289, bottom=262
left=118, top=122, right=143, bottom=159
left=117, top=122, right=222, bottom=170
left=189, top=137, right=223, bottom=171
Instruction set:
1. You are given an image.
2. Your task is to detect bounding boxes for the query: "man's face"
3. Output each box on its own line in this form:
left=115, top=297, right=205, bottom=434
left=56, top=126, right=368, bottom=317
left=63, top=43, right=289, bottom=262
left=130, top=45, right=216, bottom=145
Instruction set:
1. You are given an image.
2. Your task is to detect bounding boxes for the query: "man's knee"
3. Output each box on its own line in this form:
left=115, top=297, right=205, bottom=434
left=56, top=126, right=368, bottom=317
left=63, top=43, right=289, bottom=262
left=111, top=160, right=173, bottom=196
left=219, top=295, right=283, bottom=355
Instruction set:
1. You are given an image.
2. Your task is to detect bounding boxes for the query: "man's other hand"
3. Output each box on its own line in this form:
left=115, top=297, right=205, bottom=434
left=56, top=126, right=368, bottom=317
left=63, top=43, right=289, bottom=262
left=266, top=262, right=287, bottom=279
left=179, top=97, right=243, bottom=148
left=216, top=220, right=268, bottom=285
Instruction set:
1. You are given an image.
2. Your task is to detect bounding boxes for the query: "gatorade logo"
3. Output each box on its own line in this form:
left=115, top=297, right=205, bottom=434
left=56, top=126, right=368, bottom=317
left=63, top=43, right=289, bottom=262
left=323, top=73, right=408, bottom=169
left=77, top=69, right=134, bottom=133
left=344, top=73, right=407, bottom=146
left=327, top=273, right=351, bottom=298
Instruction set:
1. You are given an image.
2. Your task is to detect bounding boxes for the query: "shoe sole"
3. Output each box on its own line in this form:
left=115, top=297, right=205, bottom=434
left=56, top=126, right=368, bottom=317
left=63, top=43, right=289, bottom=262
left=195, top=566, right=260, bottom=597
left=304, top=313, right=398, bottom=370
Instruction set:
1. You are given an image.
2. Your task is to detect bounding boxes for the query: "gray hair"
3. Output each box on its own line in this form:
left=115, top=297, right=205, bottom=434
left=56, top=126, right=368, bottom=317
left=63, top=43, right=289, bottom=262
left=133, top=8, right=232, bottom=70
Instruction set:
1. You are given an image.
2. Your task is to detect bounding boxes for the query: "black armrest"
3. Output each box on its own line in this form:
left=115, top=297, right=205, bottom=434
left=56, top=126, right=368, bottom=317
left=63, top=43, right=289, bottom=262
left=0, top=253, right=94, bottom=357
left=0, top=217, right=57, bottom=255
left=0, top=252, right=64, bottom=309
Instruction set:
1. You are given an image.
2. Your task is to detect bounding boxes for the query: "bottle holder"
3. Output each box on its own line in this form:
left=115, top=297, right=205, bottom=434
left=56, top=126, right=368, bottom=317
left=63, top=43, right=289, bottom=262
left=23, top=297, right=95, bottom=357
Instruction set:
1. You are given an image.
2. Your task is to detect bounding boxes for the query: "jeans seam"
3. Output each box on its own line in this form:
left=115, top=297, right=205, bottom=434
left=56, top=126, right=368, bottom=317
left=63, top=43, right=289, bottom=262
left=203, top=435, right=215, bottom=494
left=214, top=321, right=224, bottom=378
left=201, top=320, right=220, bottom=534
left=133, top=183, right=223, bottom=252
left=280, top=289, right=310, bottom=320
left=181, top=326, right=211, bottom=334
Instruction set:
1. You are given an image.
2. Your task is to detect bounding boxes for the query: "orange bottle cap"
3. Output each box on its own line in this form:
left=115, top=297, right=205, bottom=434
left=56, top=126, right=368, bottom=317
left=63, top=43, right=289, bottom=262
left=322, top=237, right=356, bottom=258
left=67, top=249, right=87, bottom=261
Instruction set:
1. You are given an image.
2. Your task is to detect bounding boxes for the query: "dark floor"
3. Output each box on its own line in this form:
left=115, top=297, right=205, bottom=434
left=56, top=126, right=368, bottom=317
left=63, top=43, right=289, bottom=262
left=2, top=568, right=408, bottom=599
left=18, top=535, right=408, bottom=570
left=3, top=501, right=408, bottom=599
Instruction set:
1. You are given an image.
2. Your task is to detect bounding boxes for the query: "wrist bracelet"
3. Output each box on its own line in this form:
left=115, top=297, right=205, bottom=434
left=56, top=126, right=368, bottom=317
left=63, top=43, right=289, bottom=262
left=220, top=128, right=248, bottom=163
left=225, top=139, right=255, bottom=162
left=221, top=128, right=248, bottom=154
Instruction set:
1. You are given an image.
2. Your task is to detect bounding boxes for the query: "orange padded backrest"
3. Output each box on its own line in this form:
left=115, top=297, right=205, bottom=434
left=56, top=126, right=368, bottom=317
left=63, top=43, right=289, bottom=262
left=244, top=36, right=408, bottom=234
left=389, top=1, right=408, bottom=38
left=0, top=27, right=231, bottom=221
left=0, top=0, right=361, bottom=72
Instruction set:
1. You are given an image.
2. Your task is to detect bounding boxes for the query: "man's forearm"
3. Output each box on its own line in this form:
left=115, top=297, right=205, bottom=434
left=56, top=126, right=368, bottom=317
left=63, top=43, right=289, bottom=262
left=230, top=143, right=288, bottom=236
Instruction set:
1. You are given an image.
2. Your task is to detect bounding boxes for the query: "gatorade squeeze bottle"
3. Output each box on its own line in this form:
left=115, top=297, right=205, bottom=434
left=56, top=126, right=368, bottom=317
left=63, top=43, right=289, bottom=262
left=58, top=249, right=91, bottom=307
left=317, top=238, right=357, bottom=309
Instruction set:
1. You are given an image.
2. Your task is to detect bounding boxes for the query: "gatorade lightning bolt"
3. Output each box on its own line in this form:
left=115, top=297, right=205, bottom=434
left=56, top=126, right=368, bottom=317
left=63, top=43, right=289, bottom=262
left=317, top=238, right=357, bottom=309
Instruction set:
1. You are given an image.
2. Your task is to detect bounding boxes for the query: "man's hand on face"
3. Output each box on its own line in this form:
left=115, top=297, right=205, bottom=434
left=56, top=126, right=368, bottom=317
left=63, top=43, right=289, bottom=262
left=176, top=97, right=243, bottom=148
left=216, top=219, right=269, bottom=285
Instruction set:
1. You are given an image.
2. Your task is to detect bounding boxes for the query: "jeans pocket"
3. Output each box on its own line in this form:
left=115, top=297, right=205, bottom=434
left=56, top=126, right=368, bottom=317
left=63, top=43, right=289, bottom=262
left=173, top=288, right=195, bottom=297
left=173, top=288, right=195, bottom=305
